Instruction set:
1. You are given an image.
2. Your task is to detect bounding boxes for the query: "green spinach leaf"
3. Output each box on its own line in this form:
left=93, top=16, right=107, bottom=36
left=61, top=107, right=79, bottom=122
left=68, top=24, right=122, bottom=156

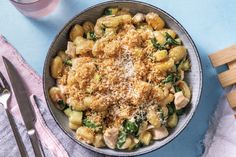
left=87, top=32, right=97, bottom=41
left=56, top=99, right=67, bottom=110
left=133, top=141, right=143, bottom=149
left=165, top=32, right=180, bottom=46
left=162, top=74, right=176, bottom=83
left=134, top=110, right=147, bottom=125
left=104, top=8, right=112, bottom=15
left=167, top=103, right=175, bottom=116
left=176, top=108, right=185, bottom=116
left=116, top=131, right=127, bottom=149
left=64, top=60, right=72, bottom=66
left=174, top=86, right=181, bottom=92
left=83, top=118, right=102, bottom=132
left=151, top=38, right=165, bottom=50
left=123, top=120, right=139, bottom=135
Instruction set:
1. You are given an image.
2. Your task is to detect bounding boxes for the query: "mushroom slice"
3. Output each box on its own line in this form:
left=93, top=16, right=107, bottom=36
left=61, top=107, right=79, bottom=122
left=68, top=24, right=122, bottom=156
left=65, top=42, right=76, bottom=58
left=146, top=125, right=155, bottom=130
left=132, top=13, right=145, bottom=24
left=151, top=126, right=169, bottom=140
left=103, top=127, right=119, bottom=149
left=174, top=91, right=189, bottom=110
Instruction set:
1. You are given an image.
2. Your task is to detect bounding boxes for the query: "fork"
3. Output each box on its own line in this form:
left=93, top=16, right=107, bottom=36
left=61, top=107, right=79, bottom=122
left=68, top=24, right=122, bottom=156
left=0, top=72, right=28, bottom=157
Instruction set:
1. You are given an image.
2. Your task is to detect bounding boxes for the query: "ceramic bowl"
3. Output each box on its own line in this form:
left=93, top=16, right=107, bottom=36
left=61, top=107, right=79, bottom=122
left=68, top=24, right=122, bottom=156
left=43, top=1, right=203, bottom=156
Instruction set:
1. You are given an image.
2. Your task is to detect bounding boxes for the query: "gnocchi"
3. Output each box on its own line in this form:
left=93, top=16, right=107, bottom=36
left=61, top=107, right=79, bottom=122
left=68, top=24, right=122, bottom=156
left=73, top=36, right=94, bottom=54
left=76, top=127, right=95, bottom=144
left=82, top=21, right=94, bottom=33
left=69, top=24, right=84, bottom=41
left=159, top=29, right=176, bottom=38
left=94, top=134, right=105, bottom=148
left=146, top=12, right=165, bottom=30
left=139, top=131, right=152, bottom=145
left=50, top=56, right=63, bottom=78
left=169, top=46, right=187, bottom=63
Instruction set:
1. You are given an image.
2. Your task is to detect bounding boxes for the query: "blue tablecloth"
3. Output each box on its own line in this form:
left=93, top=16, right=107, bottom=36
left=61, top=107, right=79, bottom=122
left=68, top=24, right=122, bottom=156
left=1, top=0, right=233, bottom=156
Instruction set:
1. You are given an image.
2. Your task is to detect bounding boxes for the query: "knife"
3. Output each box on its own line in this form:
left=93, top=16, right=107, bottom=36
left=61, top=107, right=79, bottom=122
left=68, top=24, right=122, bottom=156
left=3, top=57, right=45, bottom=157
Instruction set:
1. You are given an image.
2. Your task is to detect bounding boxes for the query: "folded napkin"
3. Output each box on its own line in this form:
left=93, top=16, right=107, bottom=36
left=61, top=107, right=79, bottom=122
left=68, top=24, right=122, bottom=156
left=0, top=35, right=103, bottom=157
left=203, top=86, right=236, bottom=157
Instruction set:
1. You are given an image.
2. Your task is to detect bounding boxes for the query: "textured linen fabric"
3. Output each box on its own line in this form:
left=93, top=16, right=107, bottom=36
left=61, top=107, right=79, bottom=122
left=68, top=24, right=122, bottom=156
left=0, top=35, right=103, bottom=157
left=0, top=106, right=52, bottom=157
left=202, top=86, right=236, bottom=157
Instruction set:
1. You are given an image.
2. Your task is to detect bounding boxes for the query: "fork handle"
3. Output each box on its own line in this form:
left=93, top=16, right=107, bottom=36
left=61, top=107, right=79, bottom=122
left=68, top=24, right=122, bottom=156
left=6, top=109, right=28, bottom=157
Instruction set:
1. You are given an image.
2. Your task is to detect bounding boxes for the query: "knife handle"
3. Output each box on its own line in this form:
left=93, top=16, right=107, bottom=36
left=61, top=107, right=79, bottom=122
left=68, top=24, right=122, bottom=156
left=28, top=129, right=45, bottom=157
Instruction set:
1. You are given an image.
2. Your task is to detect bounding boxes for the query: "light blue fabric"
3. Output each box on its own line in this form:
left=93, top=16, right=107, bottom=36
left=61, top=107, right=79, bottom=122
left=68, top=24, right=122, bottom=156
left=0, top=0, right=234, bottom=156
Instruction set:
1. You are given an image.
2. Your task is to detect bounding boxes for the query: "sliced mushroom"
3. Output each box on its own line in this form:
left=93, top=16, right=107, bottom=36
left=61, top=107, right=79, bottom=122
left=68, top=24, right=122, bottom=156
left=65, top=41, right=76, bottom=58
left=174, top=91, right=189, bottom=110
left=132, top=13, right=145, bottom=24
left=151, top=126, right=169, bottom=140
left=146, top=125, right=155, bottom=130
left=103, top=127, right=119, bottom=149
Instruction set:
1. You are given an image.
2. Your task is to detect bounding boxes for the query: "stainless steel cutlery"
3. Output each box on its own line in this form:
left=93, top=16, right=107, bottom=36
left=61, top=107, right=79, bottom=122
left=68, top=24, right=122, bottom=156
left=2, top=56, right=45, bottom=157
left=0, top=72, right=28, bottom=157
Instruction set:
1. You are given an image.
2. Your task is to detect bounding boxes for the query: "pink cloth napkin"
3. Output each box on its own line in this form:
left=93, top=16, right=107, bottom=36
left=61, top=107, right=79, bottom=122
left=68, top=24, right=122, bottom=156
left=0, top=35, right=69, bottom=157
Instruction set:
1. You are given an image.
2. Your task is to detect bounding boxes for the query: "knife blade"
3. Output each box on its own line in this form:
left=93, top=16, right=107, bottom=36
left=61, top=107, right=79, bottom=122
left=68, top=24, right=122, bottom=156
left=3, top=56, right=45, bottom=157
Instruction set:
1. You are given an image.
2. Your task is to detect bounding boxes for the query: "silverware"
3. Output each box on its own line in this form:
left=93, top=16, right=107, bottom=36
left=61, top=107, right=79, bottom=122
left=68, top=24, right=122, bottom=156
left=0, top=71, right=28, bottom=157
left=3, top=57, right=45, bottom=157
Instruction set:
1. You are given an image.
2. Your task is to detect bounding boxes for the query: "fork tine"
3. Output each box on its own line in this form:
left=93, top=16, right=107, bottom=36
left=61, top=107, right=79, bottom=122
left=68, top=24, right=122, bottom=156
left=0, top=71, right=10, bottom=90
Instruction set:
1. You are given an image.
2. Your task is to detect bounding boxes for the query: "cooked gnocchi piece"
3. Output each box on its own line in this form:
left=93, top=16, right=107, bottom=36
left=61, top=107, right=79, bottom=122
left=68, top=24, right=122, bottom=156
left=69, top=24, right=84, bottom=41
left=159, top=29, right=176, bottom=38
left=153, top=50, right=168, bottom=61
left=50, top=56, right=63, bottom=78
left=139, top=131, right=152, bottom=145
left=76, top=127, right=95, bottom=144
left=94, top=134, right=105, bottom=148
left=73, top=36, right=94, bottom=54
left=145, top=12, right=165, bottom=30
left=82, top=21, right=94, bottom=33
left=169, top=46, right=187, bottom=63
left=49, top=7, right=191, bottom=151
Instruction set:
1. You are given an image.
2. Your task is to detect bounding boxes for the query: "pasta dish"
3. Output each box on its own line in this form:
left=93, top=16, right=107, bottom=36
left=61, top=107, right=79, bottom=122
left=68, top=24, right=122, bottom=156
left=49, top=7, right=191, bottom=150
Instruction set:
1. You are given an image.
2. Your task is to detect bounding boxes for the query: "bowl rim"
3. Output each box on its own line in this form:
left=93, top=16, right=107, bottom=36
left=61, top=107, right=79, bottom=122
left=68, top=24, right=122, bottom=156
left=43, top=0, right=203, bottom=156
